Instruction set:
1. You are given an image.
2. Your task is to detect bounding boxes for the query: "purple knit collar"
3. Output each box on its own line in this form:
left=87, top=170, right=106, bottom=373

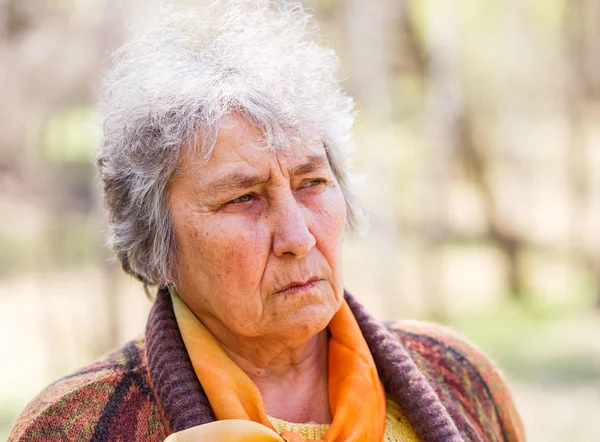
left=145, top=288, right=462, bottom=442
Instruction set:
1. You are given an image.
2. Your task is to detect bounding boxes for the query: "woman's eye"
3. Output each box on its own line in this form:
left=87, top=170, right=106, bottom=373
left=230, top=194, right=254, bottom=204
left=301, top=178, right=326, bottom=188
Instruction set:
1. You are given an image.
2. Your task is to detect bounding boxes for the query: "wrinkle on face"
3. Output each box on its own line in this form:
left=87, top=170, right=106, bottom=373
left=167, top=112, right=347, bottom=367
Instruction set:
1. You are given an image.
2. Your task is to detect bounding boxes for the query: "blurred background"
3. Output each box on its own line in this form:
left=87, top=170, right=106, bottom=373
left=1, top=0, right=599, bottom=440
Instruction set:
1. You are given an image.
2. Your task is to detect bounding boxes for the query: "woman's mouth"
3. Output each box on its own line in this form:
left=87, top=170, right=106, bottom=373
left=277, top=278, right=321, bottom=295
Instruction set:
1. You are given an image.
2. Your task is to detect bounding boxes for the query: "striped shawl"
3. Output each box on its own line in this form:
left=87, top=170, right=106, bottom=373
left=8, top=289, right=525, bottom=442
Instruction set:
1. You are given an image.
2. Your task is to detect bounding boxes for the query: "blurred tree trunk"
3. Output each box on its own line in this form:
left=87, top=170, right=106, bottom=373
left=456, top=121, right=527, bottom=299
left=564, top=0, right=600, bottom=308
left=0, top=0, right=5, bottom=42
left=419, top=0, right=462, bottom=318
left=344, top=0, right=403, bottom=318
left=588, top=0, right=600, bottom=309
left=580, top=0, right=600, bottom=99
left=344, top=0, right=391, bottom=117
left=401, top=2, right=526, bottom=302
left=95, top=0, right=128, bottom=351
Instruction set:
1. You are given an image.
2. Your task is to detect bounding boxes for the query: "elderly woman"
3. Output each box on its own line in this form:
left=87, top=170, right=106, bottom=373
left=9, top=1, right=524, bottom=442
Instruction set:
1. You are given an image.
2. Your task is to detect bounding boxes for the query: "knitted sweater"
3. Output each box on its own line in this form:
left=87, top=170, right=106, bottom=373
left=268, top=397, right=419, bottom=441
left=8, top=289, right=525, bottom=442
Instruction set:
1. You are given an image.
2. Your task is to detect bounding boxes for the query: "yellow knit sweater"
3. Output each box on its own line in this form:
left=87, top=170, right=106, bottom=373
left=268, top=398, right=419, bottom=441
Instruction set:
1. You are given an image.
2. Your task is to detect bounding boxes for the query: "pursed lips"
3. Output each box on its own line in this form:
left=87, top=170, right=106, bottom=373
left=275, top=277, right=321, bottom=295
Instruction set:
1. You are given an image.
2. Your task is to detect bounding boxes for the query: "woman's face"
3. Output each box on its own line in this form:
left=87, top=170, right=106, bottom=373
left=168, top=114, right=347, bottom=345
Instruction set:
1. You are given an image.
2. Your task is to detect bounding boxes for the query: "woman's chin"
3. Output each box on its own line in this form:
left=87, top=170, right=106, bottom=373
left=270, top=301, right=340, bottom=341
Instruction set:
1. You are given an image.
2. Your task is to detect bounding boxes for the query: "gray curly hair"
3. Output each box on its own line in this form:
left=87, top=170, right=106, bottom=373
left=98, top=0, right=362, bottom=286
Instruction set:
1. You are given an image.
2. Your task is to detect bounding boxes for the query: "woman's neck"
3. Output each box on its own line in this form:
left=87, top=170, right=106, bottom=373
left=221, top=329, right=332, bottom=424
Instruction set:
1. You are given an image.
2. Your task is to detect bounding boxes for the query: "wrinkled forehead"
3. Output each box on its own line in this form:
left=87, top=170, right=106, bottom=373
left=176, top=113, right=327, bottom=177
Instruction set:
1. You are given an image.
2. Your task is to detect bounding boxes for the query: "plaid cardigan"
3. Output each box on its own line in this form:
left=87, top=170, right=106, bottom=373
left=8, top=289, right=525, bottom=442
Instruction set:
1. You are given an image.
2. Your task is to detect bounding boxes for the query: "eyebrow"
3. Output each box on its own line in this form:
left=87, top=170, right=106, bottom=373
left=205, top=154, right=329, bottom=196
left=288, top=154, right=329, bottom=176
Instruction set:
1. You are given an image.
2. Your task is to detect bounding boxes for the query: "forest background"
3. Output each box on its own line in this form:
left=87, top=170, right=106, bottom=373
left=1, top=0, right=599, bottom=440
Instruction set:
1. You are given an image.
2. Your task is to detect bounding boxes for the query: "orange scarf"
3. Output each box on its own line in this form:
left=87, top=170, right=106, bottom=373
left=166, top=292, right=386, bottom=442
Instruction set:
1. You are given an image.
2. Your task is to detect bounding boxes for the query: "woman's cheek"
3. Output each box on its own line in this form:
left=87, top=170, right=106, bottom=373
left=311, top=189, right=346, bottom=231
left=226, top=221, right=269, bottom=280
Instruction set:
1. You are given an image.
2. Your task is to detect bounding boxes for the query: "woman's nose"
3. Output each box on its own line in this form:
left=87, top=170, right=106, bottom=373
left=270, top=195, right=316, bottom=258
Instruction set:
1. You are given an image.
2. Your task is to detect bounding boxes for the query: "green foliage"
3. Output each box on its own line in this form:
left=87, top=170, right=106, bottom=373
left=44, top=106, right=101, bottom=164
left=445, top=292, right=600, bottom=385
